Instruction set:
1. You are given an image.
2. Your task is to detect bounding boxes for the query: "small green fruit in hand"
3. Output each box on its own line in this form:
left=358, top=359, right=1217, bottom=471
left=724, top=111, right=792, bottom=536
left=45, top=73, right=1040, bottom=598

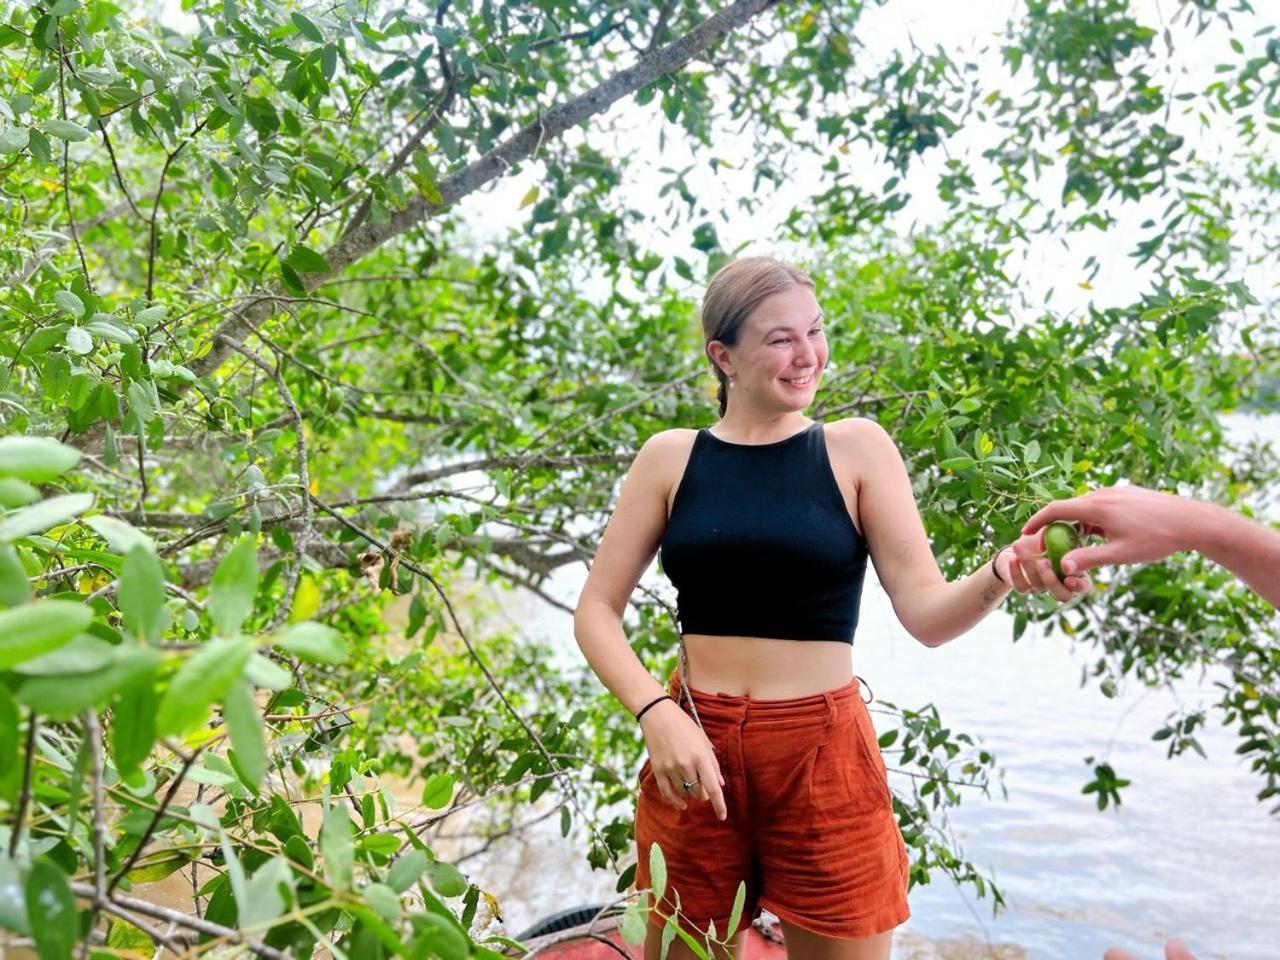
left=1043, top=521, right=1082, bottom=581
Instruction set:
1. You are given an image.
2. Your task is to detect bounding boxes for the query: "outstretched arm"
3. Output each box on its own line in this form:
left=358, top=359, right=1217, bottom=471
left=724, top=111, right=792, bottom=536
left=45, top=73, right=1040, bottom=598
left=1022, top=485, right=1280, bottom=608
left=849, top=419, right=1088, bottom=647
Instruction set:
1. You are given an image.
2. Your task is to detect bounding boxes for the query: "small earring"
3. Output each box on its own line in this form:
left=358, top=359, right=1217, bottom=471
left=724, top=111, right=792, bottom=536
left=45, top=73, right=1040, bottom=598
left=728, top=379, right=735, bottom=388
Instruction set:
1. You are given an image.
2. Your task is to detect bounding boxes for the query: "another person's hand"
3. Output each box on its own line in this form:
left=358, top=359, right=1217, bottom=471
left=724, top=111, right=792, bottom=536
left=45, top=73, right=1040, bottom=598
left=1103, top=935, right=1198, bottom=960
left=997, top=529, right=1093, bottom=601
left=1020, top=485, right=1206, bottom=577
left=637, top=700, right=728, bottom=820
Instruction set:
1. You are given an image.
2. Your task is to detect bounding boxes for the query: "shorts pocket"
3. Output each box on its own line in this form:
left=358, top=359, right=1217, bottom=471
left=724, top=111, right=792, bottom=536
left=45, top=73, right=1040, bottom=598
left=849, top=703, right=893, bottom=807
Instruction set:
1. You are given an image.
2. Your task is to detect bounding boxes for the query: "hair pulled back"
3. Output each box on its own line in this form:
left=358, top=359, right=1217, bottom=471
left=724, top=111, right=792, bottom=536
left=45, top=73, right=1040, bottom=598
left=700, top=256, right=816, bottom=417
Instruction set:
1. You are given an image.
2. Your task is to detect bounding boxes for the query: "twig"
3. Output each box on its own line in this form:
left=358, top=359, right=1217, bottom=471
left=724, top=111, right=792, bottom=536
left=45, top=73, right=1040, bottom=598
left=69, top=882, right=291, bottom=960
left=8, top=713, right=38, bottom=857
left=311, top=497, right=624, bottom=872
left=106, top=747, right=200, bottom=896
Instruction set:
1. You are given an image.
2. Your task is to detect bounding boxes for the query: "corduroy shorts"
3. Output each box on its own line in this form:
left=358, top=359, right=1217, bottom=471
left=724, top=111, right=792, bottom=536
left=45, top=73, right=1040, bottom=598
left=634, top=667, right=910, bottom=942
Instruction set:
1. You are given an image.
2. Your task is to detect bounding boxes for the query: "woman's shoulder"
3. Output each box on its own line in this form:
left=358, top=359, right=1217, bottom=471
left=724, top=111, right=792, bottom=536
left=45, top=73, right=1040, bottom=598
left=824, top=417, right=900, bottom=475
left=638, top=426, right=700, bottom=453
left=825, top=416, right=891, bottom=446
left=629, top=427, right=699, bottom=471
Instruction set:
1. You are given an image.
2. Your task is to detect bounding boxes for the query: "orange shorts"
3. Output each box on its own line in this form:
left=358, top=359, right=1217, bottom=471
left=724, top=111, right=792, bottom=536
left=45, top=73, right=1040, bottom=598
left=633, top=668, right=910, bottom=942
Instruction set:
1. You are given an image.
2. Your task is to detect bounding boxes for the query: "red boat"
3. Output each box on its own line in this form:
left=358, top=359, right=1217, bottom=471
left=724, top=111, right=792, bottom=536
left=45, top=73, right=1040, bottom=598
left=506, top=904, right=788, bottom=957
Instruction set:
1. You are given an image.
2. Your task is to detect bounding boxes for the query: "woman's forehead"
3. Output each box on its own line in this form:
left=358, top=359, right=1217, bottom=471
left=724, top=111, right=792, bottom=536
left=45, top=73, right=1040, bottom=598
left=747, top=286, right=821, bottom=331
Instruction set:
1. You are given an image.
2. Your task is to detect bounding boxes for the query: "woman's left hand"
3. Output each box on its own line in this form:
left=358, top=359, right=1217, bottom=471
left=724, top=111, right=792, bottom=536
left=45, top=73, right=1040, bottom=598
left=997, top=530, right=1093, bottom=602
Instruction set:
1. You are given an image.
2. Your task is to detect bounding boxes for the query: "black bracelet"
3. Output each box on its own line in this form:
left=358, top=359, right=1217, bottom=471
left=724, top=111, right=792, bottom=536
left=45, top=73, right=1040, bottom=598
left=635, top=695, right=673, bottom=723
left=991, top=546, right=1009, bottom=584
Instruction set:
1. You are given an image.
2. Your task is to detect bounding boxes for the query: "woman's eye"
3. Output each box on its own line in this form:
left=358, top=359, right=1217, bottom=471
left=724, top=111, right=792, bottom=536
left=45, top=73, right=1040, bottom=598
left=809, top=329, right=823, bottom=336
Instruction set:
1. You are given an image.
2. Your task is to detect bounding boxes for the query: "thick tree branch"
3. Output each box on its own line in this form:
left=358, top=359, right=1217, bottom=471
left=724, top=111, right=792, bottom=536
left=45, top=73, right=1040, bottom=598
left=191, top=0, right=781, bottom=380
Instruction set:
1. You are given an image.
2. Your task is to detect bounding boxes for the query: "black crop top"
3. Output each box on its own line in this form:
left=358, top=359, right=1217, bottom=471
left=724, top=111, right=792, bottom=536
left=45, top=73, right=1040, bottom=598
left=658, top=420, right=869, bottom=644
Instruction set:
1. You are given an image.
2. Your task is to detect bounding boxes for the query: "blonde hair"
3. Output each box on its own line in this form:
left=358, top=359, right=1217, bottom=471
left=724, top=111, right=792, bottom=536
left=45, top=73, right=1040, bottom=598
left=700, top=256, right=816, bottom=416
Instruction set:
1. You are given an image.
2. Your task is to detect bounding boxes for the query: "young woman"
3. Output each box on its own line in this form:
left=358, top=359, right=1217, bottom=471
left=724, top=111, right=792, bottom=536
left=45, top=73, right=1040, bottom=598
left=572, top=256, right=1092, bottom=960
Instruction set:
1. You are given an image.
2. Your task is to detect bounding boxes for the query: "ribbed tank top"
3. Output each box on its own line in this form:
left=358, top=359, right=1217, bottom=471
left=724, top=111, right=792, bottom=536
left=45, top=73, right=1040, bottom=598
left=658, top=420, right=869, bottom=644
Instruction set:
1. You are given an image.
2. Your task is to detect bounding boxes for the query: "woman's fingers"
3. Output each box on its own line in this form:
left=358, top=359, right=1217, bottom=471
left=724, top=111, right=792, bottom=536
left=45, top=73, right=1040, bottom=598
left=654, top=760, right=728, bottom=818
left=655, top=773, right=687, bottom=810
left=1008, top=554, right=1034, bottom=593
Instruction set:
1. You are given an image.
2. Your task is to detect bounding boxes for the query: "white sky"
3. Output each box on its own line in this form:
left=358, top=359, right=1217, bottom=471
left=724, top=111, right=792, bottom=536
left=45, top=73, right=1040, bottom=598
left=150, top=1, right=1274, bottom=335
left=451, top=0, right=1273, bottom=334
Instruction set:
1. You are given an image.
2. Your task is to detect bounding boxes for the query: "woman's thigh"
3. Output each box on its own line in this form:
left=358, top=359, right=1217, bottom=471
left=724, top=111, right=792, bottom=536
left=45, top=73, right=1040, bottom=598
left=644, top=925, right=748, bottom=960
left=778, top=919, right=893, bottom=960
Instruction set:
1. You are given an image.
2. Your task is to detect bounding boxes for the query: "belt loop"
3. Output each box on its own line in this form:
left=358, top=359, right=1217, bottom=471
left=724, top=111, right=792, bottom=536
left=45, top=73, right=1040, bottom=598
left=822, top=690, right=837, bottom=732
left=855, top=674, right=874, bottom=705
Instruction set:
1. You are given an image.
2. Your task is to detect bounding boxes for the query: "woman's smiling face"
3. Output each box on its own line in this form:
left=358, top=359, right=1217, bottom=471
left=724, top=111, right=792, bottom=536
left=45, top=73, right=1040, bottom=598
left=715, top=283, right=827, bottom=410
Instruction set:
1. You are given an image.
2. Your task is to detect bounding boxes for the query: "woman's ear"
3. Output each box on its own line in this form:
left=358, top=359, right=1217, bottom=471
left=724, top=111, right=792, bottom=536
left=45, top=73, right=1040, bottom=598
left=706, top=340, right=733, bottom=380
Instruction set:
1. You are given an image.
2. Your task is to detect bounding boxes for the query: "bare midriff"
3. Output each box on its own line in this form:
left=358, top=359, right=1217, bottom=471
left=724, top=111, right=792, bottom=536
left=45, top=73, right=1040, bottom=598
left=681, top=633, right=855, bottom=699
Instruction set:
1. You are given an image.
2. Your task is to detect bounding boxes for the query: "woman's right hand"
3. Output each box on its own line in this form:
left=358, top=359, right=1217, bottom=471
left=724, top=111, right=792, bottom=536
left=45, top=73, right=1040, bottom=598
left=639, top=699, right=728, bottom=821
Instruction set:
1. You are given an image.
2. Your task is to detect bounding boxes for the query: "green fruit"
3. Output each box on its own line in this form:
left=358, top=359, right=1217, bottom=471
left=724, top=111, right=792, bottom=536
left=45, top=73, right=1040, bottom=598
left=1043, top=521, right=1081, bottom=581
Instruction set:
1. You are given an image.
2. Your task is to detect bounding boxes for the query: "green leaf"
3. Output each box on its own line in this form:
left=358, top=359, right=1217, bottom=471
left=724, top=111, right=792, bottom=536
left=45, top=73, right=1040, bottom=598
left=0, top=855, right=30, bottom=935
left=241, top=857, right=293, bottom=929
left=0, top=688, right=19, bottom=804
left=284, top=244, right=330, bottom=273
left=649, top=838, right=667, bottom=901
left=274, top=621, right=347, bottom=663
left=85, top=515, right=154, bottom=555
left=0, top=437, right=81, bottom=481
left=363, top=881, right=401, bottom=923
left=208, top=537, right=259, bottom=636
left=223, top=677, right=266, bottom=791
left=0, top=478, right=40, bottom=509
left=320, top=806, right=353, bottom=890
left=15, top=647, right=162, bottom=721
left=134, top=305, right=167, bottom=326
left=291, top=11, right=324, bottom=42
left=0, top=544, right=30, bottom=608
left=119, top=544, right=168, bottom=643
left=424, top=859, right=467, bottom=897
left=53, top=289, right=85, bottom=315
left=155, top=636, right=254, bottom=737
left=12, top=634, right=114, bottom=675
left=244, top=652, right=292, bottom=690
left=0, top=600, right=91, bottom=669
left=110, top=678, right=157, bottom=779
left=386, top=849, right=428, bottom=893
left=939, top=456, right=976, bottom=471
left=64, top=326, right=93, bottom=355
left=0, top=127, right=28, bottom=154
left=84, top=321, right=135, bottom=344
left=408, top=911, right=469, bottom=960
left=0, top=492, right=95, bottom=541
left=421, top=772, right=454, bottom=809
left=40, top=119, right=90, bottom=141
left=25, top=859, right=76, bottom=960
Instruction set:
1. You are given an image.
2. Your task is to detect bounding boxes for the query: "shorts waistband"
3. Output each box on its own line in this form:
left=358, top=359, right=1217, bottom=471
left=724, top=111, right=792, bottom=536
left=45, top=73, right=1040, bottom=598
left=665, top=668, right=869, bottom=724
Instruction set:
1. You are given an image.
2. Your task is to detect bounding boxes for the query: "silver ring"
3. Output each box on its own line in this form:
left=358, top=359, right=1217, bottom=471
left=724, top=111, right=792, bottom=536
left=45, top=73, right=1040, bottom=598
left=681, top=774, right=700, bottom=793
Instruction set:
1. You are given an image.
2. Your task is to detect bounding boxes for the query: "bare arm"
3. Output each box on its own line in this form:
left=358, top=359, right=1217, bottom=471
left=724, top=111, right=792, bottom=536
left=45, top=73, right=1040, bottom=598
left=573, top=430, right=728, bottom=818
left=573, top=432, right=675, bottom=718
left=1193, top=503, right=1280, bottom=607
left=851, top=419, right=1011, bottom=647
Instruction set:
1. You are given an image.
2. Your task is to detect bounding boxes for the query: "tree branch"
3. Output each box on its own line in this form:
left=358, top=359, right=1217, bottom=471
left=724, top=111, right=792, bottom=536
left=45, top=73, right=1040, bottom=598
left=191, top=0, right=782, bottom=380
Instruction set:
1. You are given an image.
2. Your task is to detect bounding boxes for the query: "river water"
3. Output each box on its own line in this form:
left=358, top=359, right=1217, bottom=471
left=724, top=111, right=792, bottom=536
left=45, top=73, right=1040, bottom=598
left=457, top=412, right=1280, bottom=960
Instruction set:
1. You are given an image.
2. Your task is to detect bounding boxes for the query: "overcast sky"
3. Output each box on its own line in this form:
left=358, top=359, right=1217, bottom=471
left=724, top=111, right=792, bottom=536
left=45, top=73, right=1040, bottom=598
left=152, top=1, right=1271, bottom=336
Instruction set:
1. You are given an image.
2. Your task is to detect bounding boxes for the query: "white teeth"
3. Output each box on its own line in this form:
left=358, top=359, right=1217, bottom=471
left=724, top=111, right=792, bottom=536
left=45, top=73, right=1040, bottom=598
left=782, top=375, right=812, bottom=385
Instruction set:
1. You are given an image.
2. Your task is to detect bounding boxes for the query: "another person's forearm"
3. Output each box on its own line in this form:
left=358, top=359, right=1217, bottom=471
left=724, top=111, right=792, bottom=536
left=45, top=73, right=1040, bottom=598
left=902, top=557, right=1011, bottom=647
left=1187, top=502, right=1280, bottom=608
left=573, top=599, right=670, bottom=716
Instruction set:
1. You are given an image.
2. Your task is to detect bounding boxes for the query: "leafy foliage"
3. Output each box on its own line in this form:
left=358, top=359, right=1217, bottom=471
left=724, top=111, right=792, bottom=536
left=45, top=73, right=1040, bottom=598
left=0, top=0, right=1277, bottom=956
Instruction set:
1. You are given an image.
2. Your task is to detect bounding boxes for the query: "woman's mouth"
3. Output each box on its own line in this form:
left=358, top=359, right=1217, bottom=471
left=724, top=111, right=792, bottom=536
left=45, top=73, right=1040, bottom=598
left=780, top=374, right=813, bottom=388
